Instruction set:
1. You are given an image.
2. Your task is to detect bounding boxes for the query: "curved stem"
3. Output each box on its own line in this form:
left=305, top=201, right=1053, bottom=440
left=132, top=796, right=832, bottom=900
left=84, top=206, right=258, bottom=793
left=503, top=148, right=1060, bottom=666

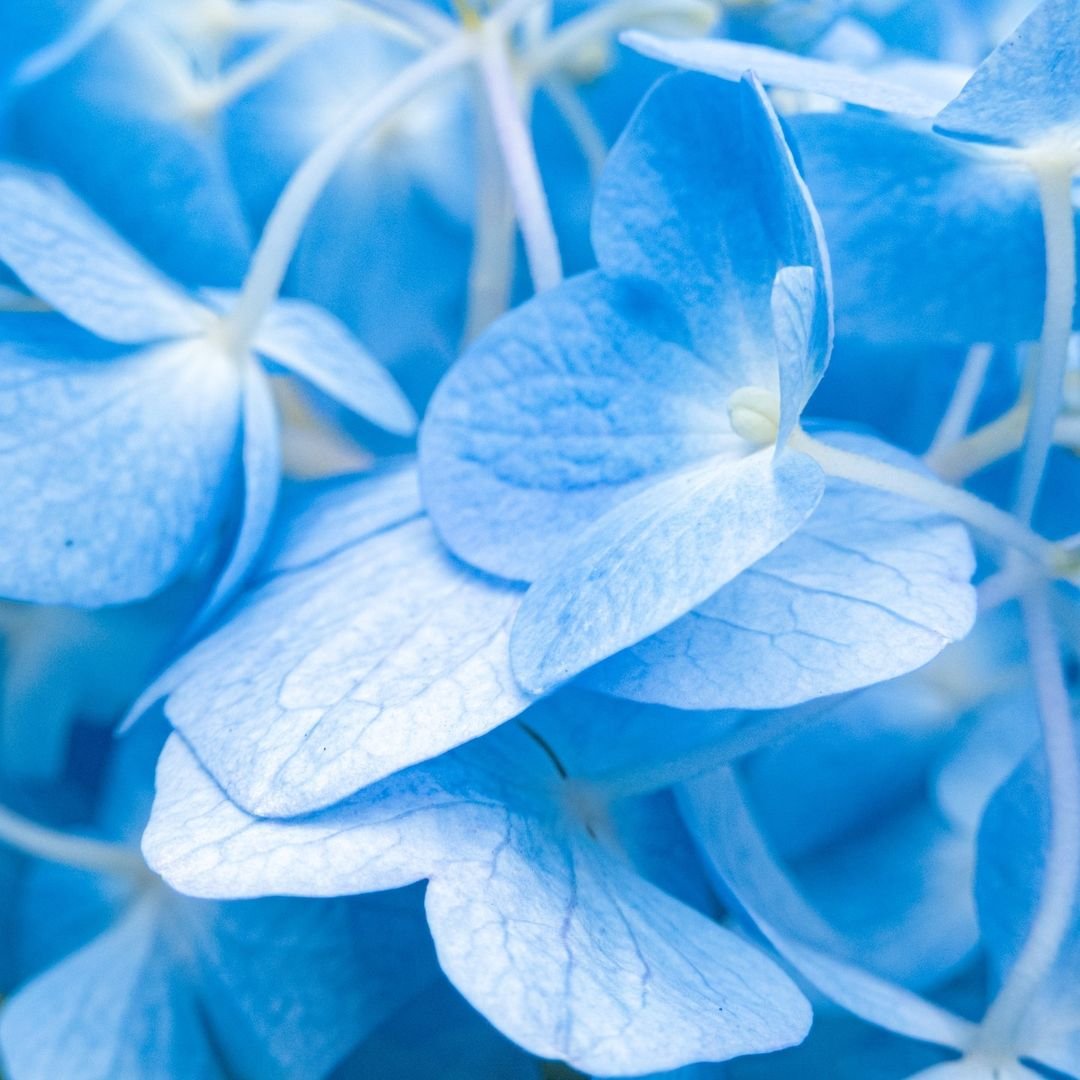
left=524, top=0, right=715, bottom=79
left=464, top=99, right=519, bottom=341
left=192, top=27, right=325, bottom=116
left=543, top=73, right=608, bottom=181
left=0, top=802, right=147, bottom=879
left=13, top=0, right=136, bottom=85
left=929, top=399, right=1028, bottom=481
left=973, top=584, right=1080, bottom=1057
left=789, top=428, right=1058, bottom=568
left=331, top=0, right=442, bottom=47
left=476, top=19, right=563, bottom=292
left=925, top=343, right=995, bottom=460
left=1012, top=163, right=1077, bottom=524
left=223, top=33, right=473, bottom=352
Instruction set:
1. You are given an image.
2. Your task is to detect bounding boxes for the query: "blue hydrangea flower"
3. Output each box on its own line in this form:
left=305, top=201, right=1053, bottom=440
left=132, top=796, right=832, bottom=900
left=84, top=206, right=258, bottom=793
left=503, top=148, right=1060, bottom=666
left=419, top=70, right=976, bottom=707
left=0, top=164, right=414, bottom=610
left=0, top=719, right=440, bottom=1080
left=144, top=692, right=814, bottom=1076
left=624, top=1, right=1080, bottom=350
left=134, top=460, right=531, bottom=817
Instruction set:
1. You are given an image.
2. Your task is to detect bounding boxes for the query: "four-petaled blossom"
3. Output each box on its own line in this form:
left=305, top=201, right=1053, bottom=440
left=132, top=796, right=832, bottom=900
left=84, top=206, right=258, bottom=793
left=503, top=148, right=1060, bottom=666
left=420, top=71, right=976, bottom=708
left=0, top=165, right=414, bottom=611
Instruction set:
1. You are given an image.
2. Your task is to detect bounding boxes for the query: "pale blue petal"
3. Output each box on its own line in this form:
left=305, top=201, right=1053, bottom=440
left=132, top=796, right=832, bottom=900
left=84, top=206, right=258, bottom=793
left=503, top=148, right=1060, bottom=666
left=620, top=31, right=954, bottom=116
left=11, top=21, right=253, bottom=286
left=0, top=164, right=208, bottom=343
left=191, top=360, right=281, bottom=629
left=254, top=298, right=416, bottom=436
left=120, top=462, right=425, bottom=732
left=934, top=0, right=1080, bottom=149
left=593, top=72, right=828, bottom=374
left=974, top=736, right=1080, bottom=1057
left=423, top=819, right=810, bottom=1075
left=336, top=979, right=541, bottom=1079
left=0, top=318, right=241, bottom=606
left=145, top=734, right=811, bottom=1076
left=266, top=461, right=426, bottom=574
left=160, top=468, right=530, bottom=816
left=679, top=770, right=976, bottom=1052
left=773, top=266, right=830, bottom=450
left=185, top=891, right=438, bottom=1080
left=583, top=433, right=975, bottom=710
left=790, top=112, right=1080, bottom=346
left=143, top=734, right=502, bottom=897
left=0, top=899, right=225, bottom=1080
left=510, top=450, right=825, bottom=695
left=420, top=272, right=742, bottom=580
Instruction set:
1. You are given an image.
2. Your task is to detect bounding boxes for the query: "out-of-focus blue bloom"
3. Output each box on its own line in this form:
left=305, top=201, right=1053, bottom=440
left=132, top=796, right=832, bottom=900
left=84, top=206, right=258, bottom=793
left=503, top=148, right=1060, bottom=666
left=0, top=718, right=442, bottom=1080
left=624, top=0, right=1080, bottom=352
left=0, top=165, right=413, bottom=611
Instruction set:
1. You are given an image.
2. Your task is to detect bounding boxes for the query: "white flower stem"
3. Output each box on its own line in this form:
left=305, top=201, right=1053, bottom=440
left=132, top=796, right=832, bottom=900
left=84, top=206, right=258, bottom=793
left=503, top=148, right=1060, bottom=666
left=925, top=343, right=995, bottom=461
left=13, top=0, right=135, bottom=84
left=789, top=428, right=1058, bottom=568
left=0, top=802, right=147, bottom=879
left=196, top=27, right=325, bottom=115
left=464, top=99, right=519, bottom=341
left=224, top=33, right=473, bottom=352
left=543, top=73, right=608, bottom=180
left=476, top=19, right=563, bottom=292
left=330, top=0, right=444, bottom=48
left=972, top=584, right=1080, bottom=1057
left=524, top=0, right=715, bottom=78
left=928, top=400, right=1028, bottom=482
left=1012, top=163, right=1077, bottom=525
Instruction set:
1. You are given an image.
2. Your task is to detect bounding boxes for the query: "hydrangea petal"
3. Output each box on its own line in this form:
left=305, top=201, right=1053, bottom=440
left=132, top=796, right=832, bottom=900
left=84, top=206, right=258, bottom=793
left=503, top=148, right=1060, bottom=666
left=510, top=449, right=825, bottom=695
left=10, top=21, right=252, bottom=286
left=184, top=891, right=438, bottom=1080
left=145, top=733, right=812, bottom=1076
left=790, top=112, right=1080, bottom=346
left=0, top=164, right=208, bottom=343
left=773, top=265, right=831, bottom=450
left=933, top=0, right=1080, bottom=149
left=192, top=360, right=282, bottom=628
left=583, top=433, right=976, bottom=710
left=421, top=272, right=742, bottom=581
left=620, top=31, right=954, bottom=116
left=0, top=317, right=241, bottom=607
left=679, top=769, right=977, bottom=1052
left=592, top=72, right=828, bottom=373
left=0, top=899, right=225, bottom=1080
left=254, top=297, right=416, bottom=436
left=160, top=466, right=531, bottom=817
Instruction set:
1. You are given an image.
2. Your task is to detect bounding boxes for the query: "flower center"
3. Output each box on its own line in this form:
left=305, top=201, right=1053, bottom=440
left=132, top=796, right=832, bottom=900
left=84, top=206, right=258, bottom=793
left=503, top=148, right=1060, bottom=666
left=727, top=386, right=781, bottom=447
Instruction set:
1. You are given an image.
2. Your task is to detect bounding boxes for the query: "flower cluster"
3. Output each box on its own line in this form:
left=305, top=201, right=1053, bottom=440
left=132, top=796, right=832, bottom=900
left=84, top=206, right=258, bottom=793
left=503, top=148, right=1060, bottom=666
left=0, top=0, right=1077, bottom=1077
